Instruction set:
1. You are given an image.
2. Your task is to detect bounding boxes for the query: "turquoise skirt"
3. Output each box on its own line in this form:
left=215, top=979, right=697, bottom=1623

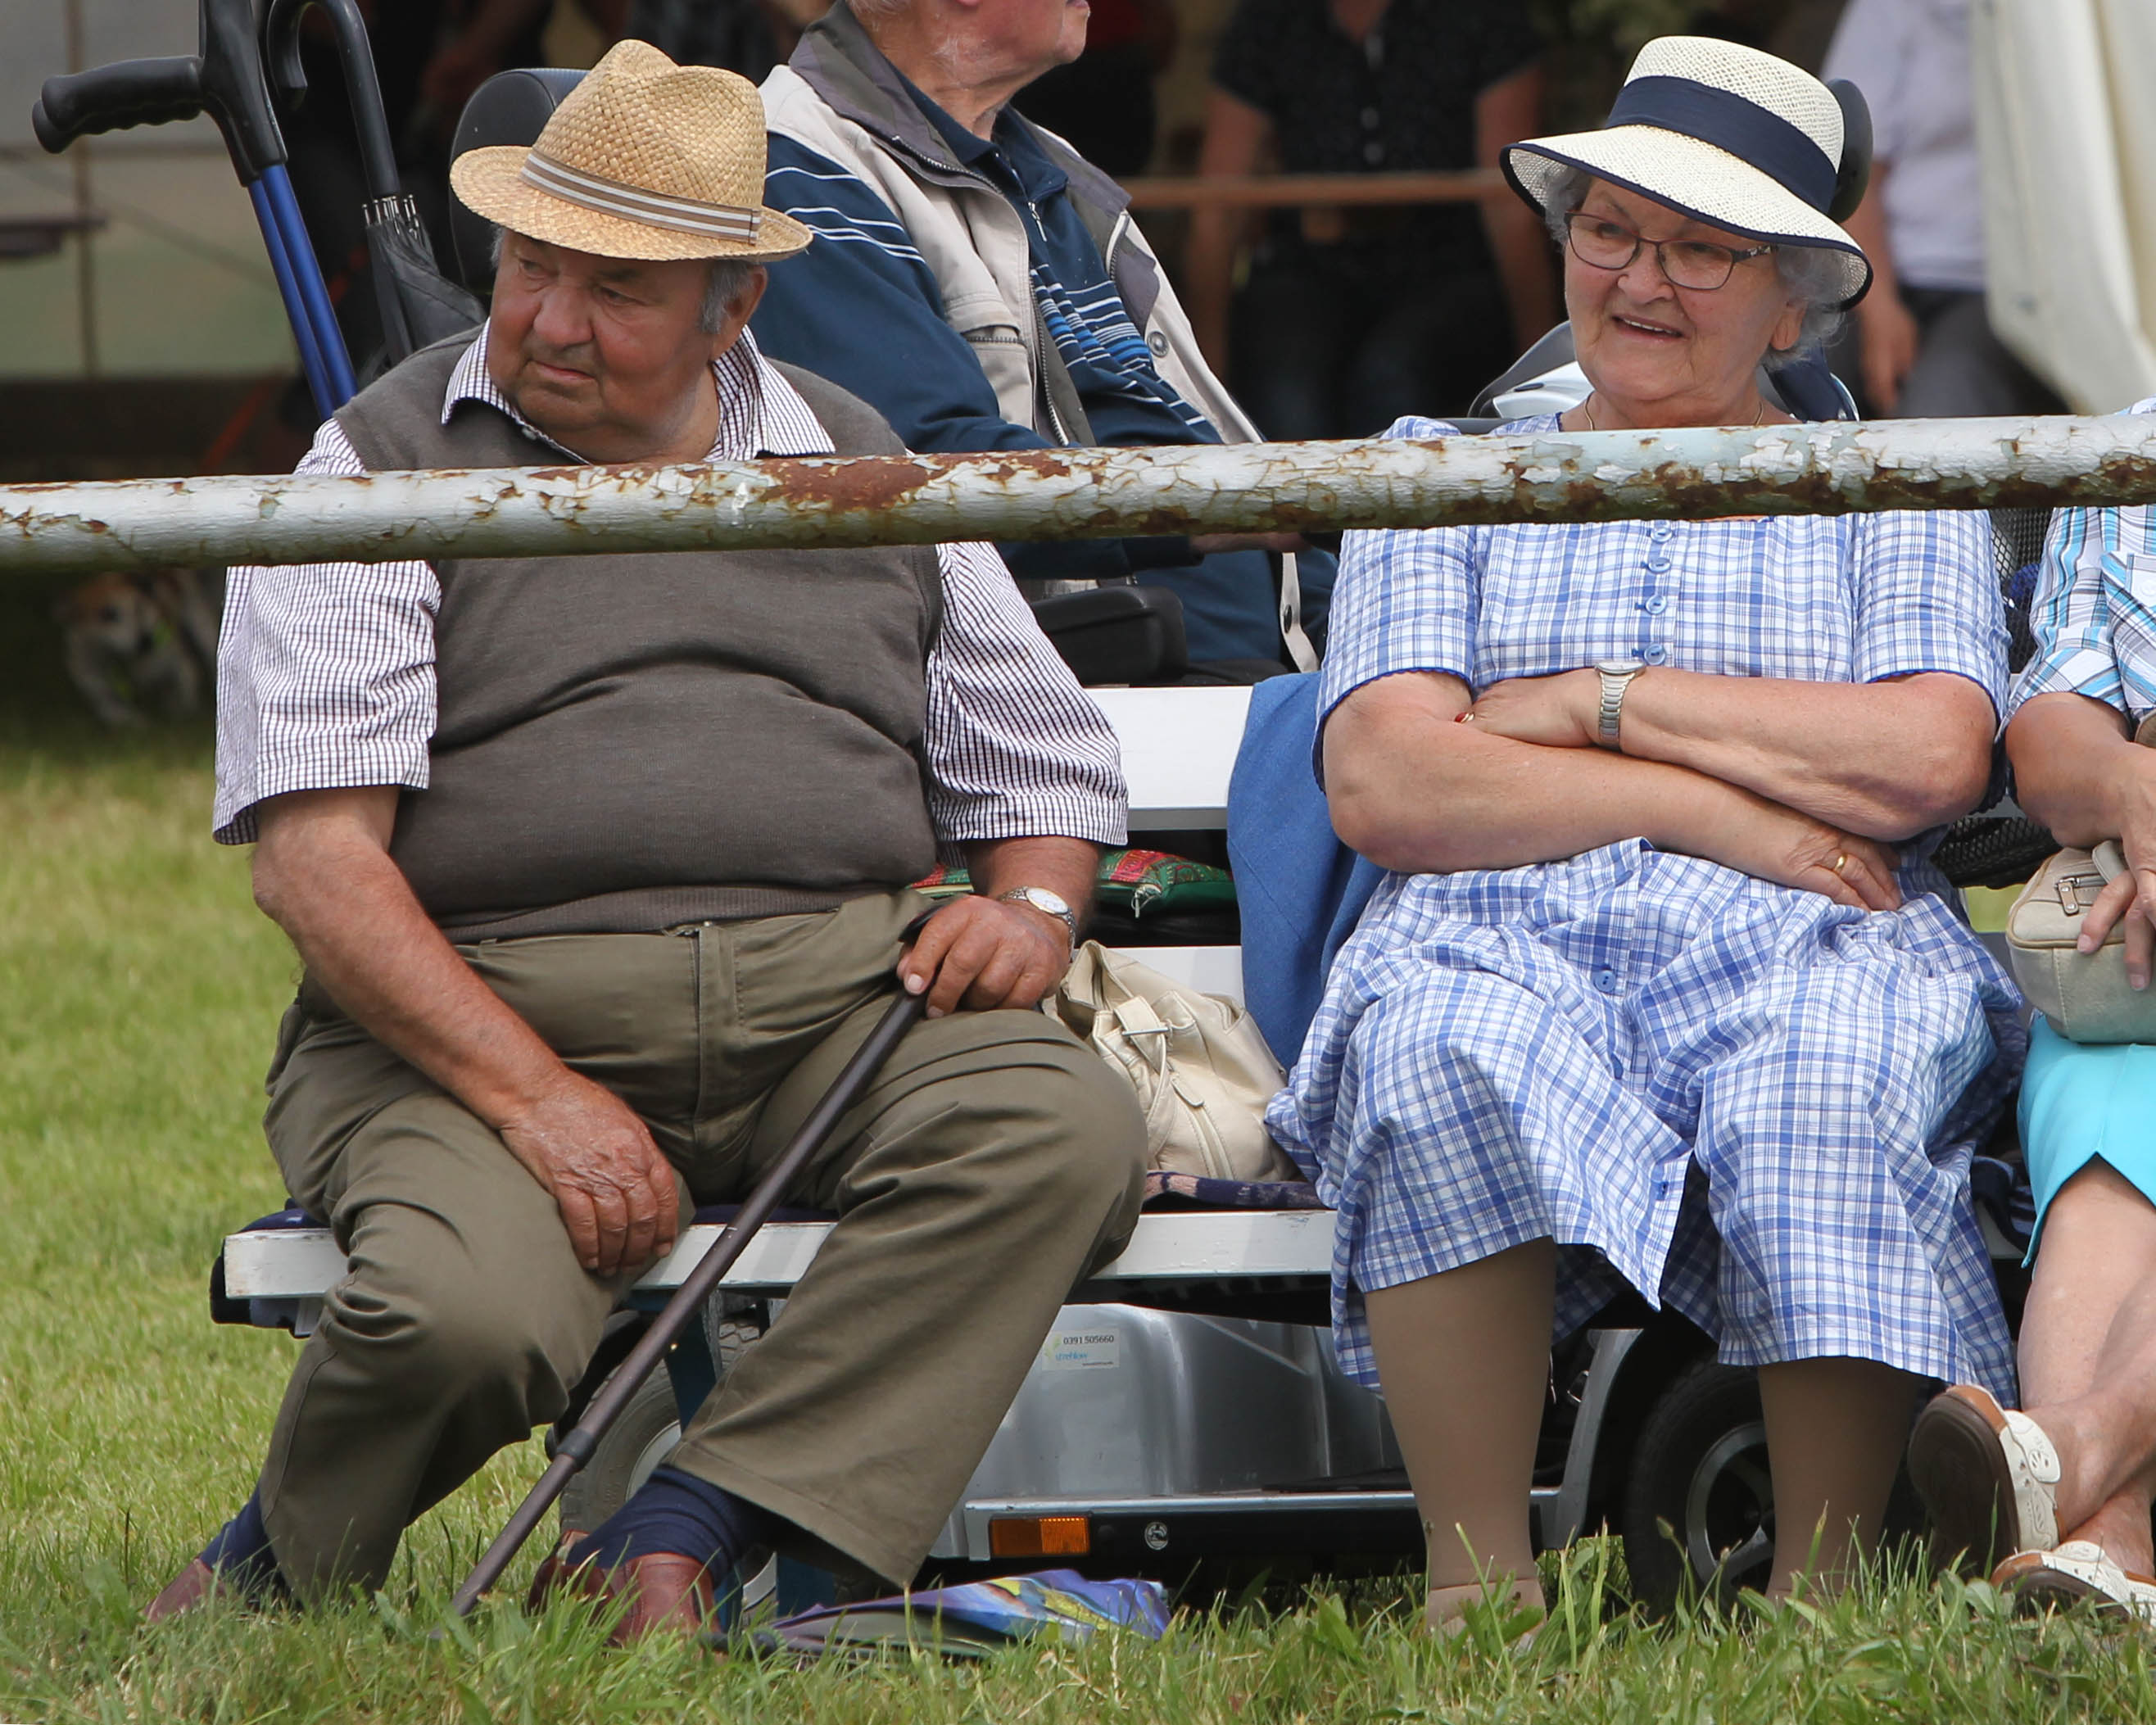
left=2018, top=1019, right=2156, bottom=1256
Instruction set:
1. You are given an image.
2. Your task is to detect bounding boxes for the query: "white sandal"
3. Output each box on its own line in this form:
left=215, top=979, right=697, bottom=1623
left=1906, top=1384, right=2062, bottom=1571
left=1995, top=1541, right=2156, bottom=1623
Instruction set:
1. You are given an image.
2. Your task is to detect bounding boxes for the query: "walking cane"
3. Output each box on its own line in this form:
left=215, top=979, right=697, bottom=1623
left=449, top=980, right=928, bottom=1618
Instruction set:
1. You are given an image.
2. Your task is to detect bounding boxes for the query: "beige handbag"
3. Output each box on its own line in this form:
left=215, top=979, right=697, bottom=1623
left=2006, top=838, right=2156, bottom=1042
left=1044, top=942, right=1298, bottom=1180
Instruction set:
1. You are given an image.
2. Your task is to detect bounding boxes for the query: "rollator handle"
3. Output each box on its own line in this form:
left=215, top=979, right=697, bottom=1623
left=34, top=60, right=206, bottom=152
left=33, top=0, right=289, bottom=182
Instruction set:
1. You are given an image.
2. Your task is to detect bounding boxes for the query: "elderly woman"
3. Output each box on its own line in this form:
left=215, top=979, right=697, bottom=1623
left=1905, top=434, right=2156, bottom=1619
left=1266, top=37, right=2020, bottom=1630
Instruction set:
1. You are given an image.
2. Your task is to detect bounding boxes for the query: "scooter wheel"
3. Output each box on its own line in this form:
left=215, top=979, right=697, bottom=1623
left=1619, top=1360, right=1773, bottom=1614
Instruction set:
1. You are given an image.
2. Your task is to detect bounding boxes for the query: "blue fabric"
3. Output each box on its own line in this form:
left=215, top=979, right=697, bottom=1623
left=2018, top=1019, right=2156, bottom=1260
left=572, top=1464, right=775, bottom=1572
left=1268, top=415, right=2024, bottom=1393
left=1226, top=673, right=1384, bottom=1066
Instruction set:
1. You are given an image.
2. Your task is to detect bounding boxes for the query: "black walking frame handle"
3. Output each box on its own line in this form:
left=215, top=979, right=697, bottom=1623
left=32, top=0, right=357, bottom=414
left=33, top=0, right=283, bottom=177
left=448, top=953, right=935, bottom=1619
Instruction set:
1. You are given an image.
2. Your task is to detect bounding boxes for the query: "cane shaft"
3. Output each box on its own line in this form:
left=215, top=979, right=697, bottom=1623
left=450, top=987, right=926, bottom=1616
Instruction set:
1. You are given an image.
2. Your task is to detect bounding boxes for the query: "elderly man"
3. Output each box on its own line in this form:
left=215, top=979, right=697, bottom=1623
left=150, top=40, right=1147, bottom=1641
left=750, top=0, right=1334, bottom=674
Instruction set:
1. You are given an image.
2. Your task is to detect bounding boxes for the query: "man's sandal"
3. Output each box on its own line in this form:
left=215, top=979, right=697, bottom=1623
left=1906, top=1384, right=2062, bottom=1572
left=1995, top=1542, right=2156, bottom=1624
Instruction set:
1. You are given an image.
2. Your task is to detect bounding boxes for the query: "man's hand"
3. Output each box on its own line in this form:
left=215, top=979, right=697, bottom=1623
left=898, top=896, right=1071, bottom=1018
left=494, top=1070, right=682, bottom=1278
left=1467, top=671, right=1601, bottom=749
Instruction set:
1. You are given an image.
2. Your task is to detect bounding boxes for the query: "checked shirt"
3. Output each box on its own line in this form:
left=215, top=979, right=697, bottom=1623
left=2009, top=398, right=2156, bottom=722
left=1266, top=414, right=2024, bottom=1397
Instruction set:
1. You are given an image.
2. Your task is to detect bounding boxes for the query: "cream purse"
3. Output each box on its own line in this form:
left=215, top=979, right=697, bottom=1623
left=2005, top=838, right=2156, bottom=1042
left=1044, top=942, right=1298, bottom=1180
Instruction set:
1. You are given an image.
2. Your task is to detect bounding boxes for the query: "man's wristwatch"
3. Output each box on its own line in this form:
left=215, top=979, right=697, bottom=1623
left=1593, top=659, right=1649, bottom=749
left=997, top=886, right=1077, bottom=946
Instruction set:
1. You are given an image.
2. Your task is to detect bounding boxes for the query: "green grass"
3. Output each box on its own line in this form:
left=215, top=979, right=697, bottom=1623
left=5, top=593, right=2156, bottom=1718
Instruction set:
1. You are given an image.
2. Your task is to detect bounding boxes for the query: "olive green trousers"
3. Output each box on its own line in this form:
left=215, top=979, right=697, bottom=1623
left=252, top=890, right=1147, bottom=1598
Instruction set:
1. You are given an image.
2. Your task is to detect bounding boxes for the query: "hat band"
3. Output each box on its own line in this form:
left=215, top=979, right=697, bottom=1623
left=1605, top=75, right=1836, bottom=213
left=520, top=151, right=761, bottom=241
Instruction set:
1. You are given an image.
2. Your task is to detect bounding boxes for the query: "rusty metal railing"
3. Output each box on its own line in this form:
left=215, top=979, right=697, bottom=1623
left=3, top=414, right=2154, bottom=576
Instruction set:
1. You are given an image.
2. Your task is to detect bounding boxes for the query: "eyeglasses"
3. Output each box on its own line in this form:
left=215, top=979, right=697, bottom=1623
left=1562, top=212, right=1775, bottom=292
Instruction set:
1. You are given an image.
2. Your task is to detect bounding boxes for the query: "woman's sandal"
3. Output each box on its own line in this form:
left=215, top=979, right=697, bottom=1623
left=1994, top=1541, right=2156, bottom=1624
left=1905, top=1384, right=2062, bottom=1573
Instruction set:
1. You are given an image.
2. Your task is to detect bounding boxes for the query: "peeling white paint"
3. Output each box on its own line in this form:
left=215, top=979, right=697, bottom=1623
left=1, top=414, right=2152, bottom=576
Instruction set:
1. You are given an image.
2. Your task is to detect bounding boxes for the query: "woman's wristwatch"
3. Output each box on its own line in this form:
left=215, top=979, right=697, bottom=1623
left=997, top=885, right=1078, bottom=946
left=1594, top=659, right=1649, bottom=749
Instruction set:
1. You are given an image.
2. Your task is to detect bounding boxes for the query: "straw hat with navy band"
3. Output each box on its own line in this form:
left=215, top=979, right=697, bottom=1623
left=1503, top=37, right=1871, bottom=309
left=451, top=38, right=811, bottom=265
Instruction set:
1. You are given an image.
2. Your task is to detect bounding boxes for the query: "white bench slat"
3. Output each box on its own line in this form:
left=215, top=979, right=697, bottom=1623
left=1118, top=944, right=1242, bottom=998
left=1085, top=686, right=1249, bottom=831
left=223, top=1208, right=1333, bottom=1302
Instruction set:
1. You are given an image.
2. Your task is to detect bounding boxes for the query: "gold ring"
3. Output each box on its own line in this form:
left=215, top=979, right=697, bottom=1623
left=1832, top=852, right=1850, bottom=876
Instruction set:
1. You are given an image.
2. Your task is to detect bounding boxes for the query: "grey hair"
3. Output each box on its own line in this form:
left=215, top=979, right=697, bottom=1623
left=489, top=229, right=760, bottom=334
left=698, top=260, right=759, bottom=333
left=1538, top=165, right=1847, bottom=369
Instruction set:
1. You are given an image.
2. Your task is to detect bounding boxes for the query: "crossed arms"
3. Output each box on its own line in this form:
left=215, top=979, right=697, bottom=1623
left=1323, top=664, right=1995, bottom=910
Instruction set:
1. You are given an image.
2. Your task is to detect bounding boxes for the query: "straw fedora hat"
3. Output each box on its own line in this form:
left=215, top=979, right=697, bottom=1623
left=1504, top=37, right=1870, bottom=307
left=451, top=39, right=810, bottom=264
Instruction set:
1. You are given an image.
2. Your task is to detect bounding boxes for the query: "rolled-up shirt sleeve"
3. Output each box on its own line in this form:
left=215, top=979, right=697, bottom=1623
left=1849, top=507, right=2008, bottom=719
left=2008, top=398, right=2156, bottom=724
left=211, top=419, right=440, bottom=844
left=922, top=540, right=1127, bottom=855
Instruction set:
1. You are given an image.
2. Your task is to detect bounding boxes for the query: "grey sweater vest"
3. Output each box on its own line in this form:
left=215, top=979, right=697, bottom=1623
left=335, top=335, right=943, bottom=939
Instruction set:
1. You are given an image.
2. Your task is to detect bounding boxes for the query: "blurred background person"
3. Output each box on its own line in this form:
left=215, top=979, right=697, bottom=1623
left=1822, top=0, right=2060, bottom=416
left=613, top=0, right=832, bottom=84
left=1184, top=0, right=1556, bottom=437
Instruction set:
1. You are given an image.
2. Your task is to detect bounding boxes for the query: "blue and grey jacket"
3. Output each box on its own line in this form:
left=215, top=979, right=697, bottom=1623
left=754, top=2, right=1326, bottom=665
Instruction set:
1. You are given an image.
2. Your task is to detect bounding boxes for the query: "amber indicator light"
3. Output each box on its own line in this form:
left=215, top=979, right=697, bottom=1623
left=988, top=1515, right=1091, bottom=1557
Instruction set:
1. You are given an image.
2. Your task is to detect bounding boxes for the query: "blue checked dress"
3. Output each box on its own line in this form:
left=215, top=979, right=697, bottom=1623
left=1266, top=414, right=2025, bottom=1399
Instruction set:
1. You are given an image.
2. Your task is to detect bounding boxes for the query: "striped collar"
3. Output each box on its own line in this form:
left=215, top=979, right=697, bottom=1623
left=441, top=321, right=836, bottom=460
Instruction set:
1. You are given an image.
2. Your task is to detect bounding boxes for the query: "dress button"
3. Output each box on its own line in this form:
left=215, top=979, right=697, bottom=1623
left=1363, top=141, right=1385, bottom=165
left=1644, top=555, right=1674, bottom=573
left=1642, top=594, right=1669, bottom=615
left=1147, top=329, right=1168, bottom=355
left=1649, top=523, right=1674, bottom=541
left=1593, top=968, right=1619, bottom=994
left=1361, top=106, right=1380, bottom=128
left=1643, top=645, right=1669, bottom=665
